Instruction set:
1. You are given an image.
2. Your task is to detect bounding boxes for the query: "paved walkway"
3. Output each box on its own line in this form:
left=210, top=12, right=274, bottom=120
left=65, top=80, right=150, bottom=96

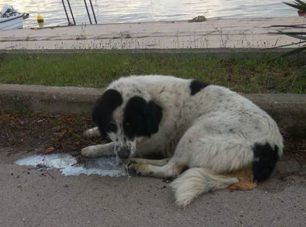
left=0, top=17, right=305, bottom=50
left=0, top=148, right=306, bottom=227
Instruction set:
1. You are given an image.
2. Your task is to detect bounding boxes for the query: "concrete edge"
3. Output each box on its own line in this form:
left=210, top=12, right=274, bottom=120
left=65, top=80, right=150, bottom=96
left=1, top=84, right=305, bottom=138
left=0, top=48, right=304, bottom=55
left=0, top=84, right=101, bottom=114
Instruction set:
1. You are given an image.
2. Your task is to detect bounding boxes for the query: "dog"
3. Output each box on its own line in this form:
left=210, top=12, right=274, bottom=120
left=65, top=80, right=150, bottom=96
left=81, top=75, right=283, bottom=206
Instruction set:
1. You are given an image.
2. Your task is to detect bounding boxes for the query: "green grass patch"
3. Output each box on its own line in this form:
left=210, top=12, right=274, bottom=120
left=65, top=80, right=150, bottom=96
left=0, top=52, right=305, bottom=93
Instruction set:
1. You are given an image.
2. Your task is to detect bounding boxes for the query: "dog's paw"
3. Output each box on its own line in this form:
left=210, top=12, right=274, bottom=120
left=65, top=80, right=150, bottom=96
left=81, top=146, right=96, bottom=157
left=127, top=162, right=150, bottom=176
left=127, top=162, right=141, bottom=176
left=83, top=129, right=93, bottom=138
left=83, top=127, right=100, bottom=138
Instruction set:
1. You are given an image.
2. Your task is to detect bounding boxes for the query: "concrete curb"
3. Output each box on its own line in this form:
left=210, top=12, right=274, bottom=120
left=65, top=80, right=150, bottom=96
left=1, top=84, right=305, bottom=137
left=0, top=84, right=101, bottom=114
left=0, top=48, right=302, bottom=54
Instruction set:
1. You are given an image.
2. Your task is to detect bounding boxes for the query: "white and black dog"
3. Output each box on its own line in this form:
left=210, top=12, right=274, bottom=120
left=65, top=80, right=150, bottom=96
left=81, top=75, right=283, bottom=206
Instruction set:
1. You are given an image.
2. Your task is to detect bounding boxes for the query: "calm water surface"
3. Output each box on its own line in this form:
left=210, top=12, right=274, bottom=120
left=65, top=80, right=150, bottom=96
left=0, top=0, right=297, bottom=28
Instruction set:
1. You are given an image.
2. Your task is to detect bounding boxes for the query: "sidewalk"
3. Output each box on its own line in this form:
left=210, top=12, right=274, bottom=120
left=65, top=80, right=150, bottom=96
left=0, top=148, right=305, bottom=227
left=0, top=17, right=305, bottom=50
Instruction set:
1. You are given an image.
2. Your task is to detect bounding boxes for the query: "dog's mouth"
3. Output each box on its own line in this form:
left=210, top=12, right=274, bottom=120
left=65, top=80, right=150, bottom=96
left=113, top=139, right=137, bottom=160
left=117, top=147, right=130, bottom=159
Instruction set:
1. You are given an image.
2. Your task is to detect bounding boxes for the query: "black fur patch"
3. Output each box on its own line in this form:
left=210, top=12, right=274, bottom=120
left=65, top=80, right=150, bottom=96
left=252, top=143, right=279, bottom=182
left=190, top=80, right=209, bottom=96
left=92, top=89, right=123, bottom=136
left=123, top=96, right=162, bottom=139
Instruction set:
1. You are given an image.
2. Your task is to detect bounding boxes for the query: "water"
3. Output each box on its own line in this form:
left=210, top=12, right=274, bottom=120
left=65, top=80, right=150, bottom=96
left=1, top=0, right=296, bottom=28
left=16, top=153, right=127, bottom=177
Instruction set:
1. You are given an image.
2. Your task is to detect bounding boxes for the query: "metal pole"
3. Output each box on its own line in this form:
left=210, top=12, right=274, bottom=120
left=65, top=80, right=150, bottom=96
left=84, top=0, right=92, bottom=24
left=67, top=0, right=76, bottom=25
left=61, top=0, right=71, bottom=25
left=89, top=0, right=97, bottom=24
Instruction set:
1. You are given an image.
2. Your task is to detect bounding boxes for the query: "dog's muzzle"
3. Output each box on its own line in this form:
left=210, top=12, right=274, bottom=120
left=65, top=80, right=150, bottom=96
left=117, top=146, right=130, bottom=159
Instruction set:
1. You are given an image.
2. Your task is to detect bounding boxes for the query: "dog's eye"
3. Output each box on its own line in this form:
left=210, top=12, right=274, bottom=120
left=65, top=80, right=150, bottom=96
left=107, top=122, right=117, bottom=132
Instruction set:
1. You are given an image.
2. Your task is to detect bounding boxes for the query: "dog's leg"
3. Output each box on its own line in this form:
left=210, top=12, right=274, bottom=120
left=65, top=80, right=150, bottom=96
left=128, top=158, right=169, bottom=166
left=128, top=160, right=184, bottom=178
left=83, top=127, right=101, bottom=138
left=81, top=142, right=114, bottom=157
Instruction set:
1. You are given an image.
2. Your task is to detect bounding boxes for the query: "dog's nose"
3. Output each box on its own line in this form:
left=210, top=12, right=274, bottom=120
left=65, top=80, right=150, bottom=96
left=117, top=147, right=130, bottom=159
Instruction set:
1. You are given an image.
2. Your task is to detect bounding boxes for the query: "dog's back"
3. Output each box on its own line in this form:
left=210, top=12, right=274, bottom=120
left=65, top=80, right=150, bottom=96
left=108, top=75, right=283, bottom=159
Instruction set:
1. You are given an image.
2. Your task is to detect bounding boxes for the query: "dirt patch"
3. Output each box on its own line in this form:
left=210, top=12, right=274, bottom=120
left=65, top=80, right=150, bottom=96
left=0, top=112, right=109, bottom=155
left=280, top=128, right=306, bottom=165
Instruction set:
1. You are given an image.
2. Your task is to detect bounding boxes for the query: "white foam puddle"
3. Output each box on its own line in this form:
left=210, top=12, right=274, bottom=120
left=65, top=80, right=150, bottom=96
left=15, top=153, right=127, bottom=177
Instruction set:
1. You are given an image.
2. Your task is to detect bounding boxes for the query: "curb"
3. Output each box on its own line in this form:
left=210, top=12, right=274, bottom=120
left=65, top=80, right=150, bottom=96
left=1, top=84, right=305, bottom=138
left=0, top=84, right=101, bottom=114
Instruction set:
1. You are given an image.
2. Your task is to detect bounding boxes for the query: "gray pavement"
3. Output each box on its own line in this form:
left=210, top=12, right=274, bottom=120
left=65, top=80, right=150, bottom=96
left=0, top=17, right=305, bottom=50
left=0, top=149, right=306, bottom=227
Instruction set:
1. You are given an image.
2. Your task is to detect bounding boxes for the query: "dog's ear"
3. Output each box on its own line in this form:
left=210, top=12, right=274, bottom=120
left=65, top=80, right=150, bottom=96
left=144, top=100, right=162, bottom=136
left=92, top=97, right=103, bottom=125
left=92, top=89, right=123, bottom=136
left=92, top=98, right=107, bottom=137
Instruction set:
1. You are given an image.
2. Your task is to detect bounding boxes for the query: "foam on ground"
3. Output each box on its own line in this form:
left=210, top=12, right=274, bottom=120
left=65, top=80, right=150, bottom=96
left=16, top=153, right=127, bottom=177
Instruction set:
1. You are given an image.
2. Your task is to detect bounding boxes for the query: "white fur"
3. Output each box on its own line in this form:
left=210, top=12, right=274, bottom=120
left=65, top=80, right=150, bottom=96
left=171, top=168, right=238, bottom=207
left=81, top=143, right=114, bottom=157
left=83, top=127, right=100, bottom=138
left=82, top=75, right=283, bottom=206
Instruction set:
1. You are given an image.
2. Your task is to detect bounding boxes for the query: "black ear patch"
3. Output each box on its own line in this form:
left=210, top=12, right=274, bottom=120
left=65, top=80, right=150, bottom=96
left=92, top=89, right=123, bottom=136
left=190, top=80, right=209, bottom=96
left=123, top=96, right=162, bottom=139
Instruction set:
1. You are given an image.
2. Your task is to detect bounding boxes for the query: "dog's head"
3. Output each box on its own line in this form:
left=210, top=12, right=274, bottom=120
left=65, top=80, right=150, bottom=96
left=92, top=81, right=162, bottom=159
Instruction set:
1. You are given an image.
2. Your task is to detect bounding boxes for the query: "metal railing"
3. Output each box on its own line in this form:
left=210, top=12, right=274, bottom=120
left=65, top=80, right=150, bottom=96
left=61, top=0, right=98, bottom=26
left=61, top=0, right=76, bottom=25
left=84, top=0, right=97, bottom=24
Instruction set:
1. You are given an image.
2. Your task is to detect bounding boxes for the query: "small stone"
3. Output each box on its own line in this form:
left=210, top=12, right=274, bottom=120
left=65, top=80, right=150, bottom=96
left=46, top=146, right=55, bottom=153
left=188, top=15, right=207, bottom=23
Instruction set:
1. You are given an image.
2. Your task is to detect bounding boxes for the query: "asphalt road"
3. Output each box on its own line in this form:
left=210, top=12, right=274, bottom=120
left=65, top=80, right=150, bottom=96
left=1, top=149, right=306, bottom=227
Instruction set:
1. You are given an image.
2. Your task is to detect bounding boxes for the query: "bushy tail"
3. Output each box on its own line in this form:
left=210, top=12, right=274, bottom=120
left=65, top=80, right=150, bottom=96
left=170, top=168, right=238, bottom=207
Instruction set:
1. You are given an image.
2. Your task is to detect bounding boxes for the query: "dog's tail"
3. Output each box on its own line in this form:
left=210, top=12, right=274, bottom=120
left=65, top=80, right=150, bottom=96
left=170, top=168, right=238, bottom=207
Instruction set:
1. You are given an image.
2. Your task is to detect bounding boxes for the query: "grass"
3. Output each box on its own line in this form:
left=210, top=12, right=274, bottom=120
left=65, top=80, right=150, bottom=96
left=0, top=52, right=305, bottom=93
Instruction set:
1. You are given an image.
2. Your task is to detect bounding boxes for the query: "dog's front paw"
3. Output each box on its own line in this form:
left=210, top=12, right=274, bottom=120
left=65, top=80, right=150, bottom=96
left=81, top=146, right=96, bottom=157
left=83, top=127, right=100, bottom=138
left=127, top=162, right=141, bottom=176
left=127, top=162, right=150, bottom=176
left=83, top=129, right=94, bottom=138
